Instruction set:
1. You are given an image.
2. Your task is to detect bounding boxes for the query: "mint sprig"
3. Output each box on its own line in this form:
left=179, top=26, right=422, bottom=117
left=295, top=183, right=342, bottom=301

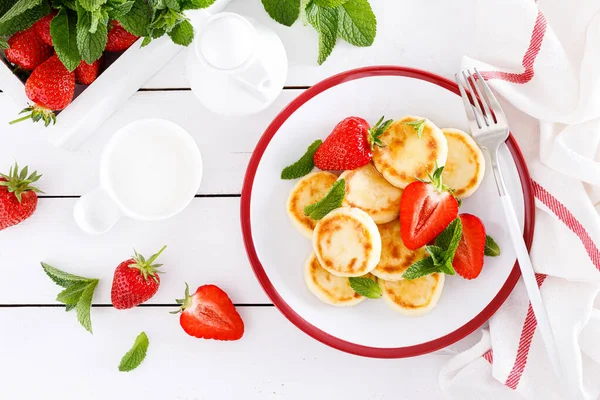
left=41, top=262, right=99, bottom=333
left=263, top=0, right=377, bottom=65
left=119, top=332, right=149, bottom=372
left=281, top=139, right=322, bottom=180
left=348, top=276, right=381, bottom=299
left=403, top=218, right=463, bottom=280
left=485, top=235, right=501, bottom=257
left=52, top=8, right=81, bottom=72
left=404, top=119, right=426, bottom=139
left=304, top=179, right=345, bottom=220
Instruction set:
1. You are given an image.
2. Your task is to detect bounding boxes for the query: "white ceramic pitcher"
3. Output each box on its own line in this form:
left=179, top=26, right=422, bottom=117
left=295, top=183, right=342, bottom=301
left=186, top=12, right=288, bottom=116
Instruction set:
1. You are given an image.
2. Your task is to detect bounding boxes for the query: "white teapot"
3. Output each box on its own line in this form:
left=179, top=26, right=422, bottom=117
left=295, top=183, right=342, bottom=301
left=186, top=12, right=288, bottom=116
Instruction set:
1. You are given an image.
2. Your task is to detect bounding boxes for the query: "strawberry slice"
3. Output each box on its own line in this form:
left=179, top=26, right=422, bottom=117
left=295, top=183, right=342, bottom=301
left=400, top=165, right=459, bottom=249
left=453, top=214, right=486, bottom=279
left=172, top=284, right=244, bottom=341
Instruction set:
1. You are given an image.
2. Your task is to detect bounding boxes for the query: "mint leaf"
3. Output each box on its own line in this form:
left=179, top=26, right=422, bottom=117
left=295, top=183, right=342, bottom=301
left=78, top=0, right=108, bottom=11
left=42, top=262, right=99, bottom=333
left=0, top=38, right=8, bottom=50
left=56, top=281, right=89, bottom=304
left=337, top=0, right=376, bottom=47
left=0, top=1, right=50, bottom=36
left=281, top=139, right=322, bottom=180
left=439, top=260, right=456, bottom=275
left=107, top=0, right=135, bottom=18
left=404, top=119, right=426, bottom=139
left=76, top=279, right=98, bottom=333
left=444, top=218, right=463, bottom=257
left=306, top=1, right=338, bottom=64
left=0, top=0, right=42, bottom=25
left=51, top=8, right=81, bottom=72
left=304, top=179, right=345, bottom=220
left=426, top=245, right=445, bottom=265
left=435, top=218, right=460, bottom=250
left=314, top=0, right=349, bottom=6
left=348, top=276, right=381, bottom=299
left=116, top=0, right=151, bottom=36
left=164, top=0, right=180, bottom=10
left=485, top=235, right=501, bottom=257
left=180, top=0, right=217, bottom=10
left=119, top=332, right=149, bottom=372
left=403, top=257, right=440, bottom=280
left=53, top=0, right=77, bottom=9
left=262, top=0, right=300, bottom=27
left=76, top=7, right=108, bottom=63
left=168, top=19, right=193, bottom=46
left=41, top=262, right=94, bottom=288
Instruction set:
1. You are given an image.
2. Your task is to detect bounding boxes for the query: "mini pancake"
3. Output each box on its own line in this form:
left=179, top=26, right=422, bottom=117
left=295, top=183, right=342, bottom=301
left=304, top=252, right=371, bottom=306
left=313, top=207, right=382, bottom=277
left=371, top=220, right=428, bottom=281
left=372, top=116, right=448, bottom=189
left=441, top=128, right=486, bottom=198
left=286, top=171, right=338, bottom=238
left=380, top=273, right=445, bottom=316
left=339, top=163, right=403, bottom=224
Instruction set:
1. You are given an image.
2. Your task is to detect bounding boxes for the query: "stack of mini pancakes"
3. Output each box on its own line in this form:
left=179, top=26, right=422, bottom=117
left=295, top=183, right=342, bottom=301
left=286, top=116, right=486, bottom=316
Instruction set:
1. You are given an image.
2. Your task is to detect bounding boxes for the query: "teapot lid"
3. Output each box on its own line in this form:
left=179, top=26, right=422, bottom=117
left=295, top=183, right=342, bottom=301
left=197, top=13, right=256, bottom=70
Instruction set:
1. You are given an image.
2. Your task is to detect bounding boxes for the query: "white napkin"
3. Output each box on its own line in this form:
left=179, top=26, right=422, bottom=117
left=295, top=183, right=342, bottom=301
left=439, top=0, right=600, bottom=399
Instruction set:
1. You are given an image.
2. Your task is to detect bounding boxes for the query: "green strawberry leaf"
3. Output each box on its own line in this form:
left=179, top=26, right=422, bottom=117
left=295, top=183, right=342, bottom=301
left=404, top=119, right=426, bottom=139
left=78, top=0, right=108, bottom=11
left=403, top=257, right=440, bottom=280
left=167, top=19, right=193, bottom=46
left=348, top=276, right=381, bottom=299
left=337, top=0, right=376, bottom=47
left=261, top=0, right=300, bottom=27
left=485, top=235, right=501, bottom=257
left=76, top=279, right=99, bottom=334
left=41, top=262, right=94, bottom=288
left=76, top=6, right=108, bottom=63
left=281, top=139, right=322, bottom=180
left=306, top=1, right=339, bottom=64
left=314, top=0, right=349, bottom=6
left=0, top=0, right=50, bottom=36
left=119, top=332, right=149, bottom=372
left=51, top=8, right=81, bottom=72
left=304, top=179, right=345, bottom=220
left=180, top=0, right=217, bottom=10
left=0, top=0, right=42, bottom=25
left=116, top=0, right=151, bottom=36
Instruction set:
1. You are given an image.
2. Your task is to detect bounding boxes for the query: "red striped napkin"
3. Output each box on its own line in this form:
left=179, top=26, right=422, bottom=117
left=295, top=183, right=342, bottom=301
left=440, top=0, right=600, bottom=399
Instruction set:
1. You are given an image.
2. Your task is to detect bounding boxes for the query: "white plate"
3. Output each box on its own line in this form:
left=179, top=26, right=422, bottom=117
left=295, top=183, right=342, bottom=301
left=241, top=67, right=535, bottom=358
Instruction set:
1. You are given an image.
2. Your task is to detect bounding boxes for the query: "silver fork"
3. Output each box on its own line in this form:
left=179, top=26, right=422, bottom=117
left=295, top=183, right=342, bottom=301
left=455, top=69, right=562, bottom=378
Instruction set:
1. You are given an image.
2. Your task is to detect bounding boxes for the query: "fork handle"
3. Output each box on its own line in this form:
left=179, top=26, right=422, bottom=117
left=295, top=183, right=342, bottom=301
left=489, top=148, right=562, bottom=377
left=499, top=194, right=563, bottom=379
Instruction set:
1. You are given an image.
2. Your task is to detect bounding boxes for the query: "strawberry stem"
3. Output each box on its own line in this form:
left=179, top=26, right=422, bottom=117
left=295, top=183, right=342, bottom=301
left=0, top=162, right=43, bottom=203
left=9, top=105, right=56, bottom=127
left=368, top=116, right=394, bottom=150
left=129, top=245, right=167, bottom=282
left=170, top=283, right=192, bottom=314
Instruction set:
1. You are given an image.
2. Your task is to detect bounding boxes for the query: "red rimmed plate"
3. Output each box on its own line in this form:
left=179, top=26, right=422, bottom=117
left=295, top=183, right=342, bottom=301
left=241, top=66, right=534, bottom=358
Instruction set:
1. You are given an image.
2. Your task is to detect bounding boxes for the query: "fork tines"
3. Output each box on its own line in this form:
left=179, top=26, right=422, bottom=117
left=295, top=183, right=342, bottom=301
left=455, top=68, right=506, bottom=129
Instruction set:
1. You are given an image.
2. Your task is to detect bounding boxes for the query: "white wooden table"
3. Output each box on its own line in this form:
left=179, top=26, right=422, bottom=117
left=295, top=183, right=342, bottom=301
left=0, top=1, right=489, bottom=398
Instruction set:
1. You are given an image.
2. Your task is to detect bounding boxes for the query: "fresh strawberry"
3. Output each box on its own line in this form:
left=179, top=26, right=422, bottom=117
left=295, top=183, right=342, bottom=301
left=313, top=116, right=393, bottom=171
left=10, top=55, right=75, bottom=126
left=172, top=283, right=244, bottom=341
left=5, top=26, right=53, bottom=71
left=400, top=165, right=459, bottom=249
left=111, top=246, right=167, bottom=310
left=105, top=20, right=139, bottom=52
left=453, top=214, right=486, bottom=279
left=32, top=11, right=56, bottom=46
left=75, top=57, right=103, bottom=85
left=0, top=163, right=43, bottom=231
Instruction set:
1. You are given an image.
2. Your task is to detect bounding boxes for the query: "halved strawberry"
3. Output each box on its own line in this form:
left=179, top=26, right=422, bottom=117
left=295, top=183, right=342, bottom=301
left=400, top=165, right=459, bottom=249
left=172, top=283, right=244, bottom=341
left=453, top=214, right=486, bottom=279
